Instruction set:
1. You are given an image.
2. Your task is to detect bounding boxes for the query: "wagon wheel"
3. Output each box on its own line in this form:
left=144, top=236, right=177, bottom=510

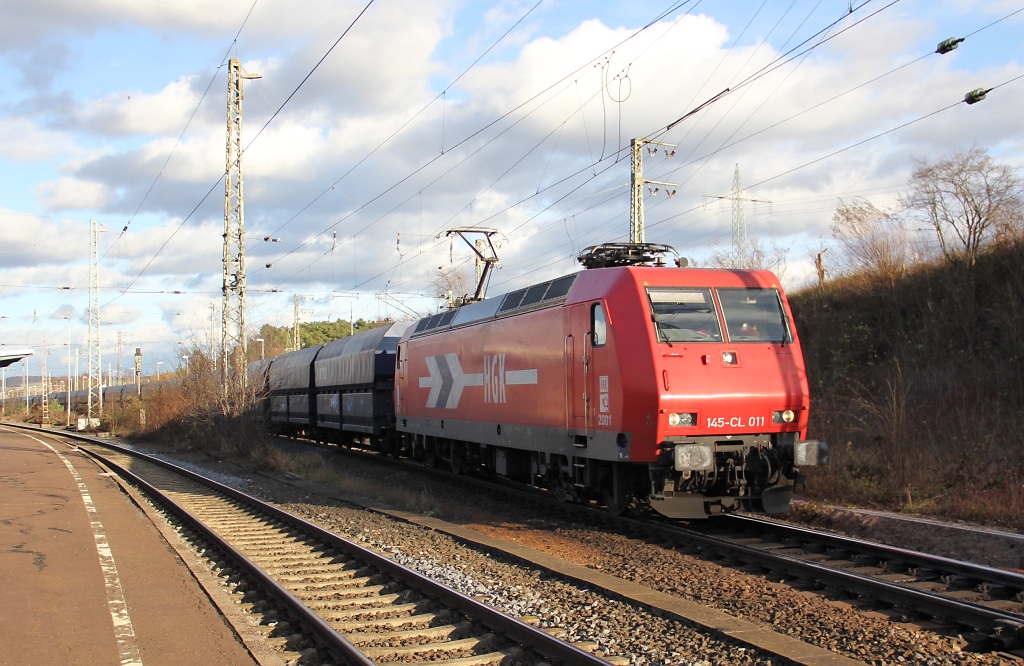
left=450, top=441, right=468, bottom=475
left=423, top=440, right=439, bottom=468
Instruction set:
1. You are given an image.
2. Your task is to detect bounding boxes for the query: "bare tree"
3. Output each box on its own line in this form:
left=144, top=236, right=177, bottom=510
left=708, top=235, right=788, bottom=280
left=831, top=197, right=908, bottom=285
left=430, top=264, right=474, bottom=309
left=993, top=189, right=1024, bottom=248
left=902, top=146, right=1022, bottom=267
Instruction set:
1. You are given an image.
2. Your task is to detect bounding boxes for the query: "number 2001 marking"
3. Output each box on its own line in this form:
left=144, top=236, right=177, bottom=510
left=707, top=416, right=765, bottom=428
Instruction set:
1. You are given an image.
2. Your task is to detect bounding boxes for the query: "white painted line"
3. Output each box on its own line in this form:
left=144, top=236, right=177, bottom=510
left=505, top=369, right=538, bottom=385
left=11, top=429, right=144, bottom=666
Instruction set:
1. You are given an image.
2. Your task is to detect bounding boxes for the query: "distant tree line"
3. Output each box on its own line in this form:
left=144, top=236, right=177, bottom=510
left=253, top=318, right=393, bottom=358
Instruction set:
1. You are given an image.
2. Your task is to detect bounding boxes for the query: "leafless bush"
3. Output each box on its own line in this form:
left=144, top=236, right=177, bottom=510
left=850, top=364, right=913, bottom=497
left=129, top=347, right=272, bottom=461
left=707, top=235, right=788, bottom=280
left=830, top=198, right=909, bottom=286
left=431, top=263, right=475, bottom=309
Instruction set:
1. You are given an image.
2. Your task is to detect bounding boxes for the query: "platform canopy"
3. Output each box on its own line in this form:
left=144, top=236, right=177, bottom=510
left=0, top=349, right=33, bottom=368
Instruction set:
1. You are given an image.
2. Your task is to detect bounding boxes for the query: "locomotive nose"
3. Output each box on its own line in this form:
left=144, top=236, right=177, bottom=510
left=657, top=343, right=808, bottom=436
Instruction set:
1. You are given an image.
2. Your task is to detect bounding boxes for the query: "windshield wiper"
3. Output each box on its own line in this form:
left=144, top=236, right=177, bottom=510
left=658, top=321, right=673, bottom=347
left=778, top=298, right=790, bottom=347
left=646, top=292, right=676, bottom=347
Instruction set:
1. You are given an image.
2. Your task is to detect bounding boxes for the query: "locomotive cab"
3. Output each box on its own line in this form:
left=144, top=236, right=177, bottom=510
left=640, top=274, right=829, bottom=517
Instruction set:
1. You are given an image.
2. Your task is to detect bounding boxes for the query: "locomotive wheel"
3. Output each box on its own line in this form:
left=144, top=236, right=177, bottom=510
left=601, top=484, right=633, bottom=516
left=551, top=472, right=573, bottom=503
left=450, top=442, right=467, bottom=475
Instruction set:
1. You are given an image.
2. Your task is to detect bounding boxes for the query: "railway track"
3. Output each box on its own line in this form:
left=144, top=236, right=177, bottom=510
left=30, top=428, right=608, bottom=666
left=663, top=515, right=1024, bottom=652
left=274, top=434, right=1024, bottom=656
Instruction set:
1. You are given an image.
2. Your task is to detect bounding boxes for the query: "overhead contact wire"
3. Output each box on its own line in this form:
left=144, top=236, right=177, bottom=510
left=108, top=0, right=261, bottom=254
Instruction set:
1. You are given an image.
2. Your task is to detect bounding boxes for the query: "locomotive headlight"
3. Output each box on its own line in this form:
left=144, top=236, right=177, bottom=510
left=674, top=443, right=714, bottom=471
left=772, top=409, right=796, bottom=424
left=667, top=413, right=695, bottom=427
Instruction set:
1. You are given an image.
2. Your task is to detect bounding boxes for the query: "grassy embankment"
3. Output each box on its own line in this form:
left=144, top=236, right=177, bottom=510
left=791, top=244, right=1024, bottom=529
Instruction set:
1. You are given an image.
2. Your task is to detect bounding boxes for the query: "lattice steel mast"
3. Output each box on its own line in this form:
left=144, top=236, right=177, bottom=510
left=629, top=138, right=677, bottom=244
left=293, top=294, right=300, bottom=351
left=116, top=331, right=123, bottom=385
left=221, top=58, right=260, bottom=397
left=87, top=218, right=102, bottom=418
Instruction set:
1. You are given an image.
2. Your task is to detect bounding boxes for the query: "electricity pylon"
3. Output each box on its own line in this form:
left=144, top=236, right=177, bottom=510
left=704, top=164, right=771, bottom=255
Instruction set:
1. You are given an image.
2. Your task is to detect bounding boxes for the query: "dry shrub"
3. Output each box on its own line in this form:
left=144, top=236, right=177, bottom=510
left=792, top=244, right=1024, bottom=529
left=128, top=359, right=273, bottom=464
left=831, top=197, right=910, bottom=286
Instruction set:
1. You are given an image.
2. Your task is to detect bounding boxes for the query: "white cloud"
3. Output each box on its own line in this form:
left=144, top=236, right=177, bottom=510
left=102, top=304, right=140, bottom=326
left=36, top=177, right=112, bottom=211
left=0, top=212, right=89, bottom=266
left=0, top=120, right=72, bottom=161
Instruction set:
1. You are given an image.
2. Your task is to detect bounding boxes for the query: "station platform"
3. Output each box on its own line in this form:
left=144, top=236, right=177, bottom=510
left=0, top=426, right=263, bottom=666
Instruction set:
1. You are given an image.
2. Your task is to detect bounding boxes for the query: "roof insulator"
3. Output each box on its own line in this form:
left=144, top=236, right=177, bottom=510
left=935, top=37, right=964, bottom=54
left=964, top=88, right=988, bottom=105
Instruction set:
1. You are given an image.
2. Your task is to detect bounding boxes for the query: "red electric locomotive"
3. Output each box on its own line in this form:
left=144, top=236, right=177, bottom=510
left=395, top=244, right=828, bottom=518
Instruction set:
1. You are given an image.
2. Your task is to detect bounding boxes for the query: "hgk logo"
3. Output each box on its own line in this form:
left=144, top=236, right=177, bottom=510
left=419, top=353, right=538, bottom=409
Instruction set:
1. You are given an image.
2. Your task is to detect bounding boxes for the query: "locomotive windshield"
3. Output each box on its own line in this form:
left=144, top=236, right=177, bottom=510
left=717, top=288, right=792, bottom=343
left=647, top=288, right=723, bottom=342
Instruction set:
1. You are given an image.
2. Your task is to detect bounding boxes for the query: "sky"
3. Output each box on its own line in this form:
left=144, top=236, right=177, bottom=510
left=1, top=0, right=1022, bottom=379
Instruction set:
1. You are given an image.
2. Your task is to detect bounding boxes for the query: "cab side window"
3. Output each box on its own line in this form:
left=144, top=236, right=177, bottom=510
left=591, top=302, right=607, bottom=347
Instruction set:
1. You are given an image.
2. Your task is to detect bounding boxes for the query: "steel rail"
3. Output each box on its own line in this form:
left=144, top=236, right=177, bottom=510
left=642, top=517, right=1024, bottom=635
left=25, top=425, right=607, bottom=666
left=724, top=513, right=1024, bottom=592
